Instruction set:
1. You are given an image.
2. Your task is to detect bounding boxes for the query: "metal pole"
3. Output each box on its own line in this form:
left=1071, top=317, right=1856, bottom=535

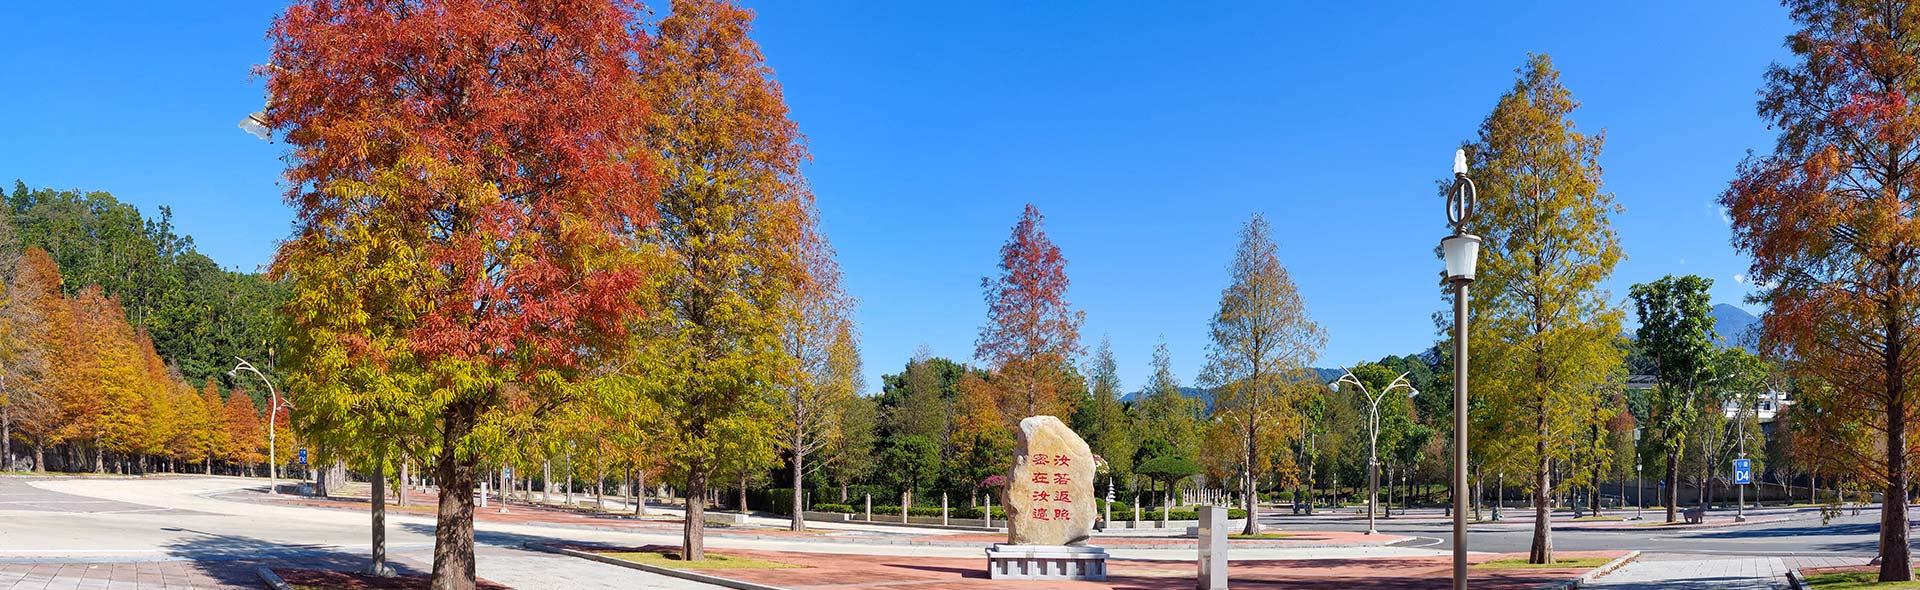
left=1368, top=400, right=1379, bottom=535
left=1452, top=279, right=1470, bottom=590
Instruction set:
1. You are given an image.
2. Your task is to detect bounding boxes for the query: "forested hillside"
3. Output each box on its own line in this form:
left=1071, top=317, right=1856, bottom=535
left=6, top=182, right=283, bottom=385
left=0, top=181, right=286, bottom=474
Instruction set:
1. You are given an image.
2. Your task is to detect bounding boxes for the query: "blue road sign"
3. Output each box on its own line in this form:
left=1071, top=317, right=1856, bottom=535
left=1733, top=458, right=1752, bottom=485
left=297, top=448, right=308, bottom=466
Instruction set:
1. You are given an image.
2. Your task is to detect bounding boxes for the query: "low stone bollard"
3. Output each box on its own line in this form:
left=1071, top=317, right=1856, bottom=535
left=1198, top=505, right=1228, bottom=590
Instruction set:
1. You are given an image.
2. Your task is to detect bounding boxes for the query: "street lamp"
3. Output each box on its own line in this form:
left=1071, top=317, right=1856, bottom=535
left=1634, top=427, right=1644, bottom=520
left=230, top=357, right=290, bottom=495
left=1332, top=369, right=1416, bottom=535
left=1443, top=148, right=1480, bottom=590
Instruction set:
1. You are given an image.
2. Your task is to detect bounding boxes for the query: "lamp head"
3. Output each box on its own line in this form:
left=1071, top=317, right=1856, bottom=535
left=1441, top=234, right=1482, bottom=283
left=1453, top=148, right=1469, bottom=175
left=238, top=112, right=271, bottom=141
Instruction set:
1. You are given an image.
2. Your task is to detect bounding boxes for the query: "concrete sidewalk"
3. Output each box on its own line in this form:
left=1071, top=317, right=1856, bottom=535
left=1586, top=556, right=1789, bottom=590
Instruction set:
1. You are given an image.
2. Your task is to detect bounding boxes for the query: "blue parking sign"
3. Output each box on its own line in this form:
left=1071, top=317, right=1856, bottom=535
left=297, top=448, right=308, bottom=466
left=1732, top=458, right=1751, bottom=484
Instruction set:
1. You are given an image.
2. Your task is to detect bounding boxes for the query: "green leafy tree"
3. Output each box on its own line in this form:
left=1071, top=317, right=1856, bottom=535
left=1135, top=455, right=1200, bottom=520
left=1627, top=275, right=1717, bottom=522
left=879, top=434, right=941, bottom=514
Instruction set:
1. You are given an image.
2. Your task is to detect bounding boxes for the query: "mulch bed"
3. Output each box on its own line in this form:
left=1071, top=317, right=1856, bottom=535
left=272, top=568, right=512, bottom=590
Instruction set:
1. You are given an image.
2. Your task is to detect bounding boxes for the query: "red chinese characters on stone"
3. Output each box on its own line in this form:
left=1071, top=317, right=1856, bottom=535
left=1053, top=509, right=1070, bottom=520
left=1052, top=473, right=1071, bottom=485
left=1032, top=491, right=1051, bottom=503
left=1032, top=454, right=1053, bottom=466
left=1031, top=507, right=1050, bottom=520
left=1053, top=491, right=1071, bottom=502
left=1031, top=473, right=1050, bottom=485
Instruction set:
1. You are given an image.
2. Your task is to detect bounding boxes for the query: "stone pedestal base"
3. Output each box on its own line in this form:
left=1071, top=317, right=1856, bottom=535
left=985, top=544, right=1108, bottom=581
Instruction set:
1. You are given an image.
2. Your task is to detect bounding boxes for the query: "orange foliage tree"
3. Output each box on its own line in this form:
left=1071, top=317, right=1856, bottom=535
left=1719, top=0, right=1920, bottom=581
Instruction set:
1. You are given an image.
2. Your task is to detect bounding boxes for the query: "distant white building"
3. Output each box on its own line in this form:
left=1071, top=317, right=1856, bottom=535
left=1624, top=374, right=1793, bottom=425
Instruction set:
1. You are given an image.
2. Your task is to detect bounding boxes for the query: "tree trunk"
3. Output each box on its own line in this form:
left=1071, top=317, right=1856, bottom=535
left=790, top=451, right=806, bottom=532
left=543, top=461, right=551, bottom=504
left=1529, top=422, right=1554, bottom=564
left=635, top=468, right=648, bottom=516
left=32, top=441, right=43, bottom=474
left=738, top=473, right=748, bottom=514
left=2, top=406, right=10, bottom=472
left=365, top=459, right=394, bottom=577
left=1882, top=389, right=1914, bottom=582
left=683, top=456, right=708, bottom=561
left=1665, top=450, right=1680, bottom=523
left=1242, top=424, right=1259, bottom=535
left=429, top=400, right=479, bottom=590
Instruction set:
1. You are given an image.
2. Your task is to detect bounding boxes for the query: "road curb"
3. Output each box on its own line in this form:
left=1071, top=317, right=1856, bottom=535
left=1537, top=550, right=1640, bottom=590
left=525, top=542, right=787, bottom=590
left=1786, top=567, right=1807, bottom=590
left=255, top=566, right=294, bottom=590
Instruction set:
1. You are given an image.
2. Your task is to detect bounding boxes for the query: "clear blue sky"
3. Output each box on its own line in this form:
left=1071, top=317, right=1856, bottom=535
left=0, top=2, right=1791, bottom=395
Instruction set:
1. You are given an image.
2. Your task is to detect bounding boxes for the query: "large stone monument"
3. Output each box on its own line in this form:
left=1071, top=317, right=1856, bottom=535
left=985, top=416, right=1108, bottom=581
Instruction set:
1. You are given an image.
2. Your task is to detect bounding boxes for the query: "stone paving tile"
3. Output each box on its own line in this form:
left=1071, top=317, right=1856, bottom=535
left=1588, top=557, right=1789, bottom=590
left=0, top=561, right=264, bottom=590
left=469, top=547, right=719, bottom=590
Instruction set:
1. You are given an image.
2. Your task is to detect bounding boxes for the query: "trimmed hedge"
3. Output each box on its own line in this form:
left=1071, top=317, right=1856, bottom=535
left=812, top=503, right=855, bottom=514
left=950, top=506, right=1008, bottom=519
left=1160, top=508, right=1250, bottom=520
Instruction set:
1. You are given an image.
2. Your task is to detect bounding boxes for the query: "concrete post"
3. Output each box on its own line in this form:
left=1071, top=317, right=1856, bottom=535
left=985, top=492, right=993, bottom=528
left=480, top=481, right=489, bottom=508
left=864, top=493, right=872, bottom=522
left=1199, top=505, right=1228, bottom=589
left=942, top=492, right=949, bottom=526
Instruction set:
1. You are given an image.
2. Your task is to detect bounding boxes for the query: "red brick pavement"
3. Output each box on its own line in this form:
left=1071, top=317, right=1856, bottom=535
left=0, top=561, right=265, bottom=590
left=924, top=530, right=1407, bottom=548
left=557, top=544, right=1624, bottom=590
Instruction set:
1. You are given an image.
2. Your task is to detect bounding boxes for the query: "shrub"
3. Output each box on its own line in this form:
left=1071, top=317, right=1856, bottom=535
left=811, top=503, right=855, bottom=514
left=951, top=506, right=1008, bottom=519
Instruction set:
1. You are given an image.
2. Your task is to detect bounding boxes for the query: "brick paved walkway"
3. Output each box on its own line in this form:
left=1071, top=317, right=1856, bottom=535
left=544, top=543, right=1619, bottom=590
left=0, top=561, right=264, bottom=590
left=1587, top=557, right=1789, bottom=590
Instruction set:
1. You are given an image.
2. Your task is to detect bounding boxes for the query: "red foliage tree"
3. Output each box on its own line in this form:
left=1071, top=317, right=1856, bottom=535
left=266, top=2, right=656, bottom=587
left=974, top=204, right=1085, bottom=425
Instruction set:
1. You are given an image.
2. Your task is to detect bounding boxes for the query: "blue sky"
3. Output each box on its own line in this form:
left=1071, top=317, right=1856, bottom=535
left=0, top=2, right=1791, bottom=395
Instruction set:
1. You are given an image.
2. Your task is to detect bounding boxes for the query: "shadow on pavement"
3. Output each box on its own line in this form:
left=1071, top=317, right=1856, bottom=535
left=159, top=526, right=425, bottom=589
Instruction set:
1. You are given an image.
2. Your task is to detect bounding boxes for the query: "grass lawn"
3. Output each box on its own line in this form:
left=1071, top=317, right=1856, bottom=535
left=1229, top=533, right=1295, bottom=539
left=604, top=551, right=800, bottom=570
left=1801, top=571, right=1920, bottom=589
left=1472, top=557, right=1613, bottom=570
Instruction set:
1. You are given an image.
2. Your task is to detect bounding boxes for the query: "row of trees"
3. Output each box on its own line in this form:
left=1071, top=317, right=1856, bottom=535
left=0, top=231, right=282, bottom=477
left=264, top=1, right=862, bottom=588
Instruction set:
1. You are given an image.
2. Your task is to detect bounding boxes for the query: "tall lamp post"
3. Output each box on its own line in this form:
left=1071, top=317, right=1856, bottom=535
left=230, top=357, right=290, bottom=495
left=1332, top=369, right=1417, bottom=535
left=1634, top=427, right=1644, bottom=520
left=1443, top=148, right=1481, bottom=590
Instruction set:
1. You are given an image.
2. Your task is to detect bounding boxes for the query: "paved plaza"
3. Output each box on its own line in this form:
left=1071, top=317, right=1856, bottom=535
left=0, top=475, right=1887, bottom=589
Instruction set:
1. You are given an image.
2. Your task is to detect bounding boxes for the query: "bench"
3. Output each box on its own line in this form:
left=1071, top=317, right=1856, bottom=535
left=1682, top=507, right=1704, bottom=524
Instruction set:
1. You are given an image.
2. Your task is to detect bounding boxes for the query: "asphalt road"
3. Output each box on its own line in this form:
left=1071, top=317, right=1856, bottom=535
left=1260, top=507, right=1885, bottom=558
